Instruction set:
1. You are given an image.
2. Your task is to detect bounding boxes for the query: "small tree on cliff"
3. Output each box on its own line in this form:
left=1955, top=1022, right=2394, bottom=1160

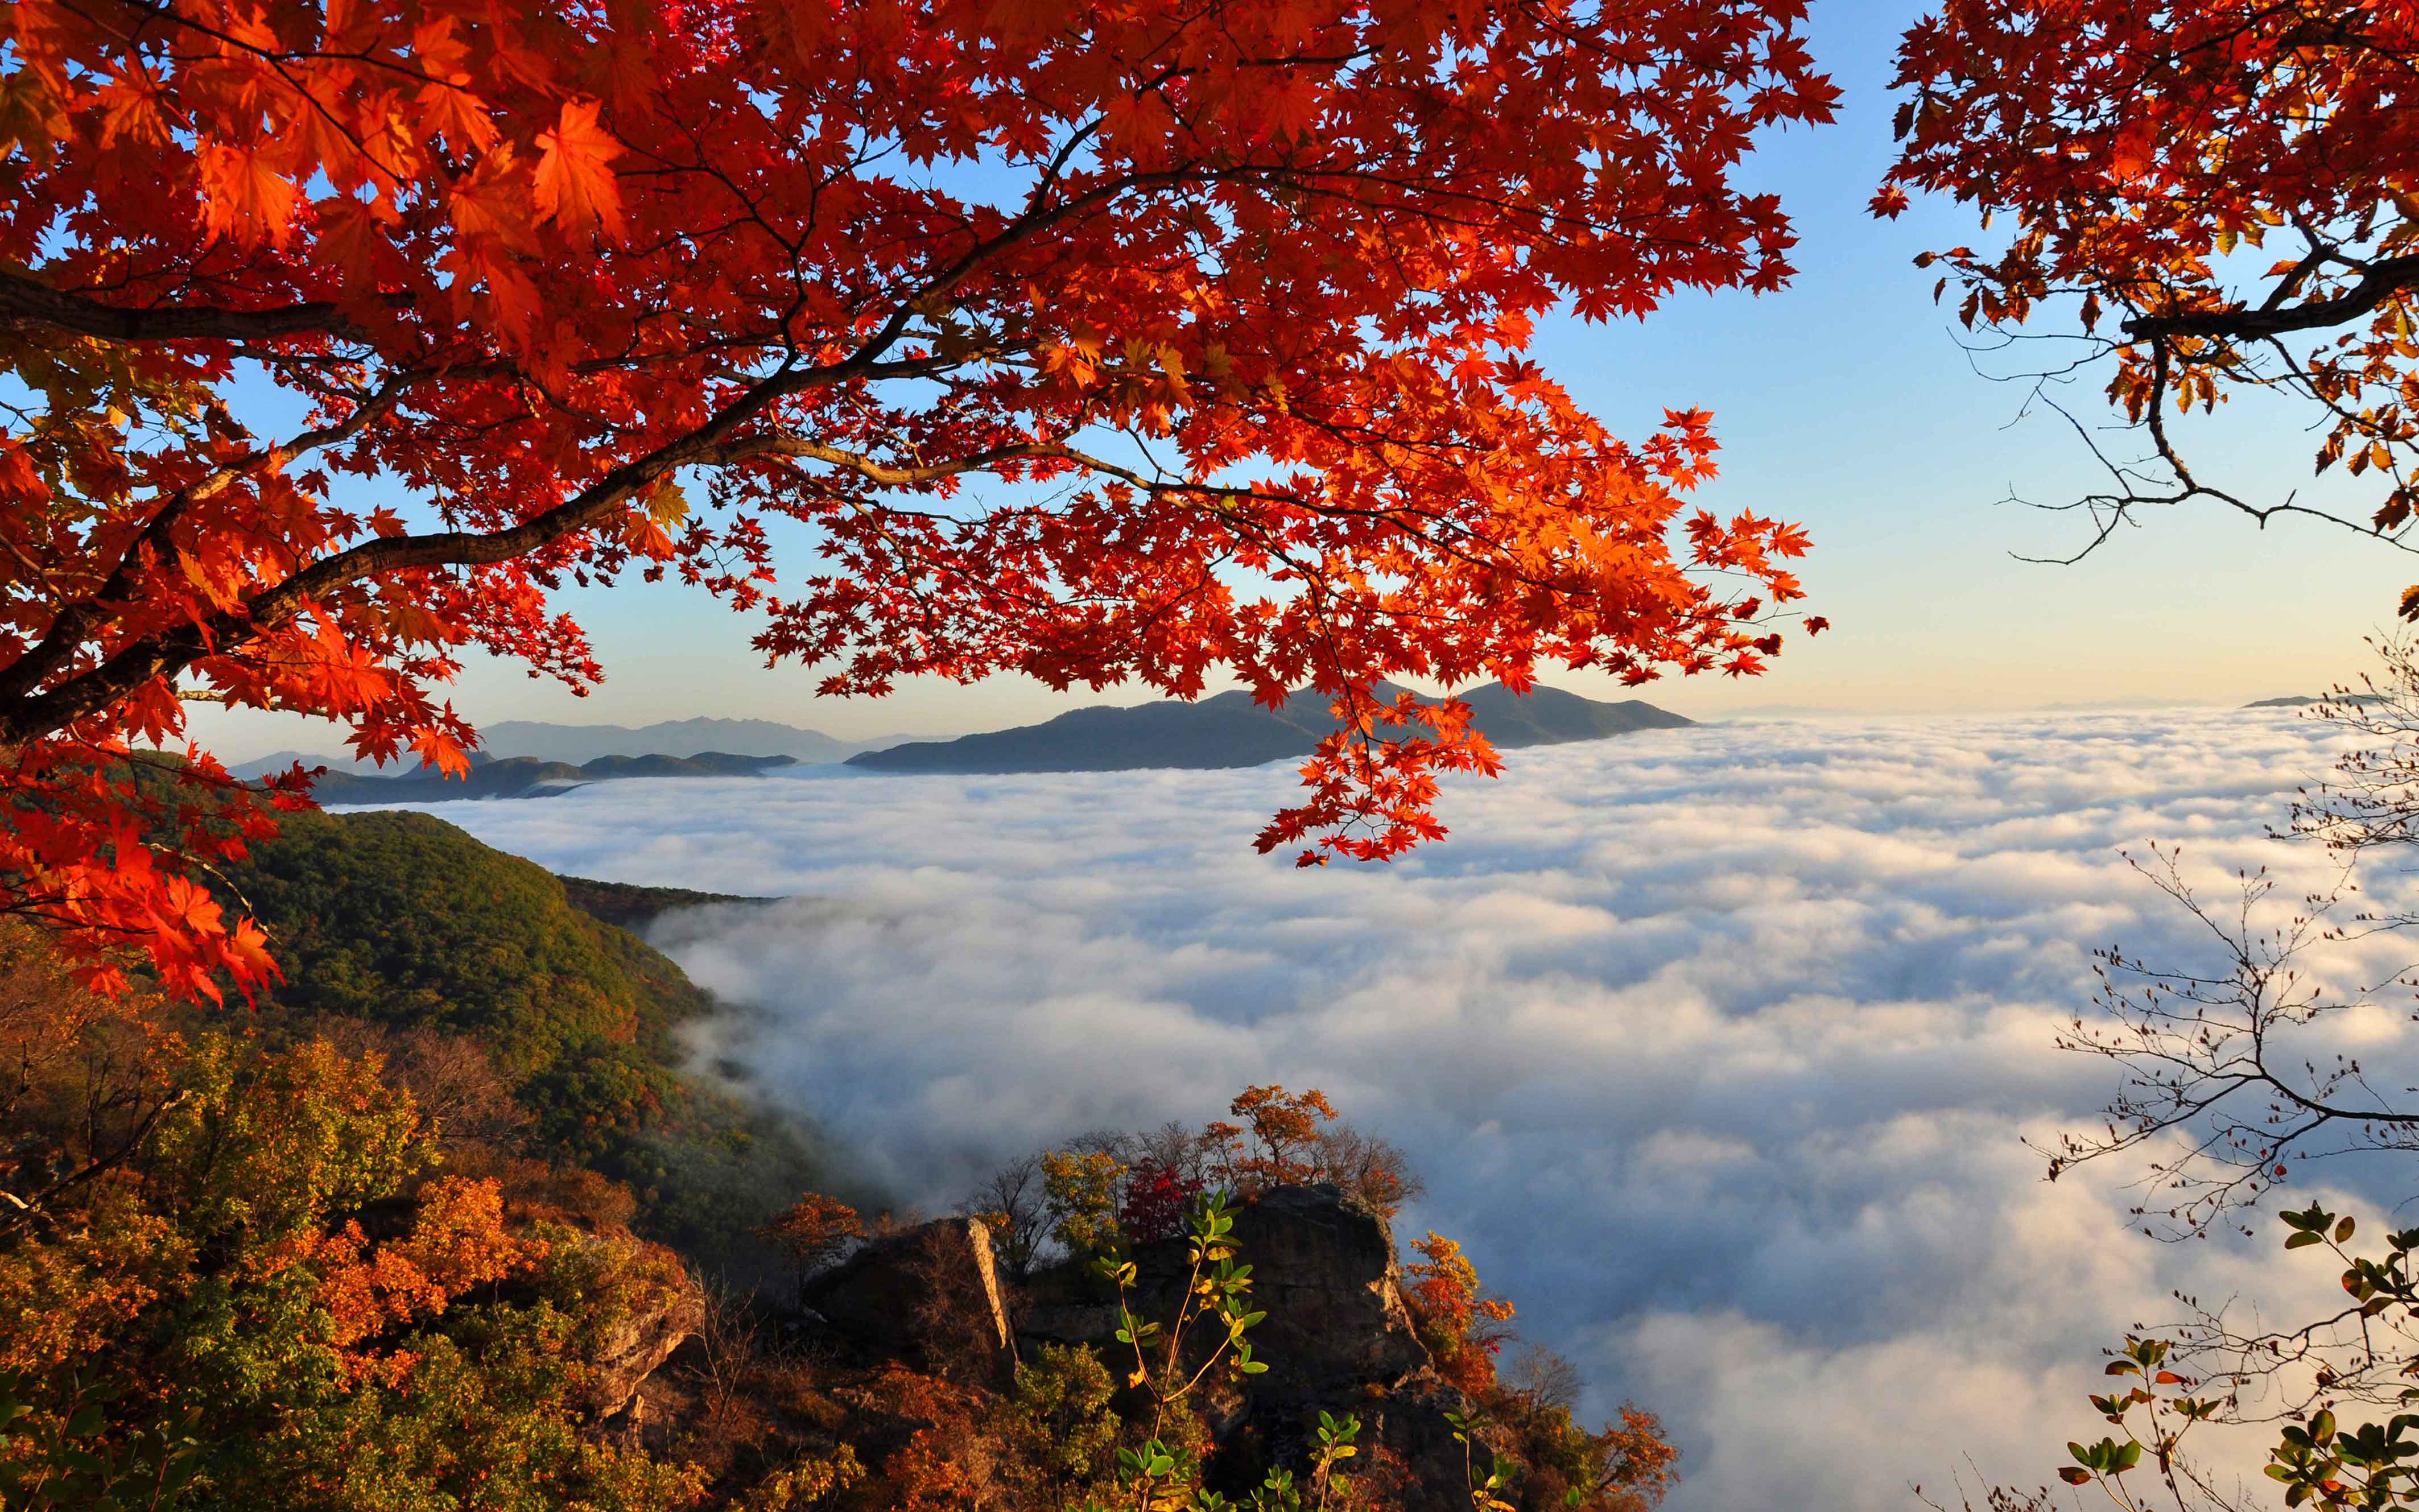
left=0, top=0, right=1831, bottom=999
left=1406, top=1230, right=1518, bottom=1396
left=1204, top=1084, right=1340, bottom=1191
left=757, top=1191, right=862, bottom=1300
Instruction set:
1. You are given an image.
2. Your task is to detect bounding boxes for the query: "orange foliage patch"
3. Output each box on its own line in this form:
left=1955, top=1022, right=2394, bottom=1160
left=291, top=1176, right=536, bottom=1384
left=1405, top=1231, right=1517, bottom=1396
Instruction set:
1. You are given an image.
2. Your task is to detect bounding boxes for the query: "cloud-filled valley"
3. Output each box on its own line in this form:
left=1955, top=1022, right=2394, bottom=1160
left=386, top=709, right=2417, bottom=1510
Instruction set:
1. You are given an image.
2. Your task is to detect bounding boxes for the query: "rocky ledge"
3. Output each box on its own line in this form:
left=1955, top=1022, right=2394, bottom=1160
left=796, top=1183, right=1490, bottom=1510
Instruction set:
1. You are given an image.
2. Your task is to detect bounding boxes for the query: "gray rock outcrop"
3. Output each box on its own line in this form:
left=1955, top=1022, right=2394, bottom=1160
left=1225, top=1183, right=1431, bottom=1386
left=802, top=1216, right=1014, bottom=1375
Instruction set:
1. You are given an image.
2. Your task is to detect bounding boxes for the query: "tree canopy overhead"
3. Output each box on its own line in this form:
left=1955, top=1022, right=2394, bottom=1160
left=0, top=0, right=1834, bottom=997
left=1879, top=0, right=2419, bottom=583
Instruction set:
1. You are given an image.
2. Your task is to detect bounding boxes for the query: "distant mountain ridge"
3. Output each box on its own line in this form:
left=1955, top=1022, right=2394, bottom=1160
left=302, top=750, right=798, bottom=803
left=848, top=680, right=1691, bottom=775
left=229, top=718, right=919, bottom=778
left=225, top=713, right=928, bottom=784
left=2244, top=692, right=2387, bottom=709
left=478, top=716, right=901, bottom=765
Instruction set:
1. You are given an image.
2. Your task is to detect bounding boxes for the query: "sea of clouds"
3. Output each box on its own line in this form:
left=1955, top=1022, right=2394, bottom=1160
left=373, top=708, right=2419, bottom=1510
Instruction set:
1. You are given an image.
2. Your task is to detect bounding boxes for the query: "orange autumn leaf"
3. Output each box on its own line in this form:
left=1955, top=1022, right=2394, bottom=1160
left=532, top=97, right=624, bottom=238
left=196, top=142, right=302, bottom=248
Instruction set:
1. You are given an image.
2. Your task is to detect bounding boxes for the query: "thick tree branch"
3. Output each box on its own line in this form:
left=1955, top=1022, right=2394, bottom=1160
left=0, top=270, right=368, bottom=343
left=2124, top=253, right=2419, bottom=341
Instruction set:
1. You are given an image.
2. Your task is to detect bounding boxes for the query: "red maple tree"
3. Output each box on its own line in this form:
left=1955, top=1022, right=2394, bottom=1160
left=0, top=0, right=1834, bottom=998
left=1879, top=0, right=2419, bottom=596
left=1117, top=1160, right=1204, bottom=1245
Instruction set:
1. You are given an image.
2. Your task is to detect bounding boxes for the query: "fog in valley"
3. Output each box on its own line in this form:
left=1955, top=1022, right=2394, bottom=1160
left=378, top=709, right=2419, bottom=1509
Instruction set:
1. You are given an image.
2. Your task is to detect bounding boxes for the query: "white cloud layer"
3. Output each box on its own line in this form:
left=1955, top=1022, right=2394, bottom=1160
left=374, top=709, right=2419, bottom=1511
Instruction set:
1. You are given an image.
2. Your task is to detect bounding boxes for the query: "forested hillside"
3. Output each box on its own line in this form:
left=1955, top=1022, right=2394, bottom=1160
left=0, top=923, right=714, bottom=1512
left=222, top=809, right=709, bottom=1150
left=202, top=809, right=832, bottom=1271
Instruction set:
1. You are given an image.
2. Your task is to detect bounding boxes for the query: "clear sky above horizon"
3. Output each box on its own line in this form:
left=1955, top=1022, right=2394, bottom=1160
left=192, top=0, right=2419, bottom=762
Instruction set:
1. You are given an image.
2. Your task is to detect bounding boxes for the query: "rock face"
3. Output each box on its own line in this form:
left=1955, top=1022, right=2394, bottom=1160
left=803, top=1216, right=1013, bottom=1375
left=1016, top=1183, right=1488, bottom=1512
left=589, top=1271, right=706, bottom=1423
left=1225, top=1183, right=1430, bottom=1387
left=1215, top=1185, right=1488, bottom=1512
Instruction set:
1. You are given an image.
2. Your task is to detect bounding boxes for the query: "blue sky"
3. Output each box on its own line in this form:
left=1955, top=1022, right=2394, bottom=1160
left=189, top=0, right=2419, bottom=761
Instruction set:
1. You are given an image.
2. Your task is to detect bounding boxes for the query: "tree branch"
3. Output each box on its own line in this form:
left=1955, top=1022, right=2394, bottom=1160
left=2125, top=254, right=2419, bottom=341
left=0, top=270, right=368, bottom=343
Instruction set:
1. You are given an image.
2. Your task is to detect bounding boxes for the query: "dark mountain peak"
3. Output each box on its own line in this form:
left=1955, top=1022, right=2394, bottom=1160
left=848, top=680, right=1689, bottom=776
left=579, top=751, right=798, bottom=778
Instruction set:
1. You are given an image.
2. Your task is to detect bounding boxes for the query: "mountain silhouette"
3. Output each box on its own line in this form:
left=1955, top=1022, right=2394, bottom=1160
left=848, top=681, right=1690, bottom=775
left=299, top=750, right=798, bottom=803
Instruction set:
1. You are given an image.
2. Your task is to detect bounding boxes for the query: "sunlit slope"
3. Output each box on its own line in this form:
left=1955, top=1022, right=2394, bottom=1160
left=218, top=808, right=711, bottom=1150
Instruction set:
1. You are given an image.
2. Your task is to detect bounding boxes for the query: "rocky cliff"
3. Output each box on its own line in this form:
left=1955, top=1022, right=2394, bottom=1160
left=792, top=1183, right=1490, bottom=1510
